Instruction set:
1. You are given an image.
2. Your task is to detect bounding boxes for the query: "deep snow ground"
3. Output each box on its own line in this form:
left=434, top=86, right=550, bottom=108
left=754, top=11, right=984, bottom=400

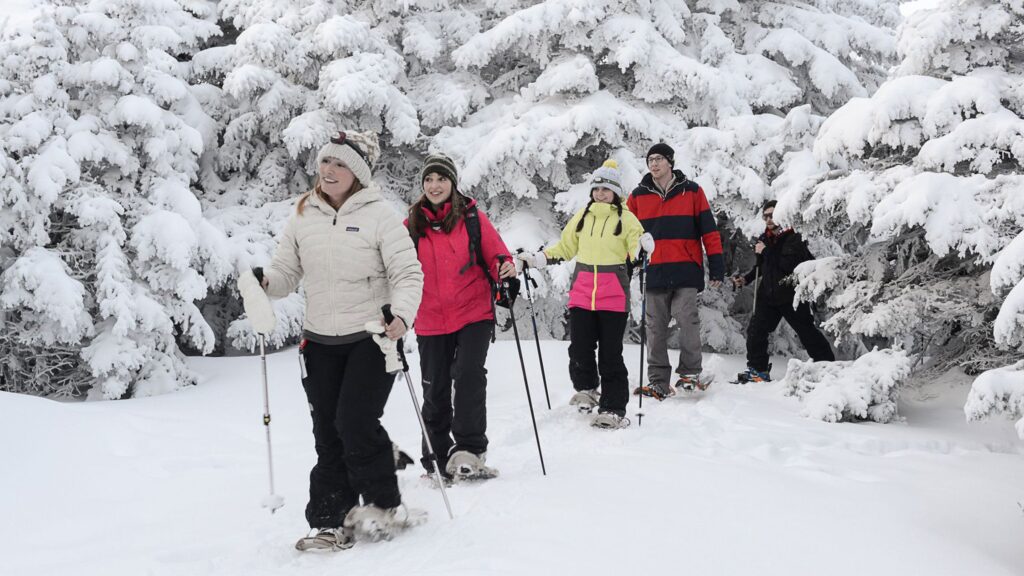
left=2, top=342, right=1022, bottom=576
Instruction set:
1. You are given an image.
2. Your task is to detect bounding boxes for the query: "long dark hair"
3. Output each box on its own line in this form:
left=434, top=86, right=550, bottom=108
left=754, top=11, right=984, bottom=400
left=407, top=188, right=469, bottom=241
left=575, top=194, right=624, bottom=236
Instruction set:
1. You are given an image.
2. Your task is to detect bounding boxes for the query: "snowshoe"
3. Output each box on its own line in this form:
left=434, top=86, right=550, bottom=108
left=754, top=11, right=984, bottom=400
left=632, top=384, right=674, bottom=401
left=419, top=470, right=454, bottom=489
left=591, top=411, right=630, bottom=429
left=675, top=374, right=709, bottom=392
left=731, top=366, right=771, bottom=385
left=295, top=527, right=355, bottom=552
left=343, top=504, right=427, bottom=543
left=393, top=443, right=414, bottom=470
left=445, top=450, right=499, bottom=481
left=569, top=389, right=601, bottom=413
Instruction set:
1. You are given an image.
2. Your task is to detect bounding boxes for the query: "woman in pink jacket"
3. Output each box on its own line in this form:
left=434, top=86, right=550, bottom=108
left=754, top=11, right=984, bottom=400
left=406, top=154, right=515, bottom=482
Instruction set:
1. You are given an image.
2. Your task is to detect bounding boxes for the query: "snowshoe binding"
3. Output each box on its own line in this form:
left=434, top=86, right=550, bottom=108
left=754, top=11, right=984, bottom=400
left=343, top=504, right=427, bottom=543
left=295, top=527, right=355, bottom=552
left=732, top=365, right=771, bottom=385
left=569, top=389, right=601, bottom=413
left=632, top=384, right=674, bottom=401
left=674, top=374, right=709, bottom=393
left=445, top=450, right=499, bottom=482
left=591, top=411, right=630, bottom=429
left=419, top=469, right=454, bottom=489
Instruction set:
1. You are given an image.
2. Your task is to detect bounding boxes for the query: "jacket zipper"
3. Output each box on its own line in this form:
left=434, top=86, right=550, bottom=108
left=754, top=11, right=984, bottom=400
left=588, top=213, right=613, bottom=310
left=329, top=211, right=337, bottom=331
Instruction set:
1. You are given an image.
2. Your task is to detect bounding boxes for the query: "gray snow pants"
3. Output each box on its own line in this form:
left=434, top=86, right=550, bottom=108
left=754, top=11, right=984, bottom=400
left=644, top=286, right=702, bottom=391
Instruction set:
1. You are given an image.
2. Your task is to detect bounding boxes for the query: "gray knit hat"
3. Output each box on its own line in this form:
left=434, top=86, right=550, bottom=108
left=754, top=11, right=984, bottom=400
left=590, top=159, right=624, bottom=197
left=316, top=130, right=381, bottom=187
left=420, top=154, right=458, bottom=188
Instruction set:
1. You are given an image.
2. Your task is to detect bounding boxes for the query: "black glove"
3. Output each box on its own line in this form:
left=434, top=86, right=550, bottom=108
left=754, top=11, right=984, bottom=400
left=495, top=277, right=520, bottom=309
left=252, top=267, right=264, bottom=284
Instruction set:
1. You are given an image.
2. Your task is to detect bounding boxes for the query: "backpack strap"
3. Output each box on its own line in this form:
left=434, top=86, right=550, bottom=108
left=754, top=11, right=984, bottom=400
left=461, top=204, right=500, bottom=342
left=459, top=205, right=493, bottom=283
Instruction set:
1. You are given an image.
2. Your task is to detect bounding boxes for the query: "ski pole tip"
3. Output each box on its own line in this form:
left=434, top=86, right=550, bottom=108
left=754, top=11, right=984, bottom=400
left=262, top=494, right=285, bottom=513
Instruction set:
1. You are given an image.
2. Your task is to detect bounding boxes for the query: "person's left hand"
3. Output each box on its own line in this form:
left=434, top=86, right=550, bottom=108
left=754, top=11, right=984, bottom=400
left=708, top=279, right=722, bottom=289
left=385, top=316, right=407, bottom=340
left=498, top=260, right=517, bottom=279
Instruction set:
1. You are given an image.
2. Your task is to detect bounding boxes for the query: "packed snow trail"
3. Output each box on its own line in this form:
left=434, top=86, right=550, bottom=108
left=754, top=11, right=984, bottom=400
left=2, top=342, right=1022, bottom=576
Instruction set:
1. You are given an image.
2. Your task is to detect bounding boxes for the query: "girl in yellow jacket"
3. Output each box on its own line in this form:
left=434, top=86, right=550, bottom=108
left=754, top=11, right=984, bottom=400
left=518, top=160, right=651, bottom=429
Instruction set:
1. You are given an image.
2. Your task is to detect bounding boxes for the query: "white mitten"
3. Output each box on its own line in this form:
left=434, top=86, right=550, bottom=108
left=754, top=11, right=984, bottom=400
left=238, top=269, right=276, bottom=335
left=518, top=251, right=547, bottom=268
left=639, top=232, right=655, bottom=255
left=365, top=321, right=402, bottom=374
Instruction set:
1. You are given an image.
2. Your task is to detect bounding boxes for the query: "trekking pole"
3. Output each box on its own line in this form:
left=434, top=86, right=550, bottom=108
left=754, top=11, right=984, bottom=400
left=516, top=248, right=551, bottom=410
left=259, top=334, right=285, bottom=513
left=382, top=305, right=454, bottom=519
left=637, top=251, right=648, bottom=427
left=497, top=255, right=547, bottom=475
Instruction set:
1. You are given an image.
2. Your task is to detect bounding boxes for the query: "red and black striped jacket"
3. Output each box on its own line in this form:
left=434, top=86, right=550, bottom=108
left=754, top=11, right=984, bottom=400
left=627, top=171, right=724, bottom=291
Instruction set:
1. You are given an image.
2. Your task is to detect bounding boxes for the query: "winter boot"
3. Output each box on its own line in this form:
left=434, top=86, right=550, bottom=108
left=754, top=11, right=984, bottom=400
left=632, top=384, right=674, bottom=401
left=569, top=388, right=601, bottom=412
left=734, top=366, right=771, bottom=384
left=295, top=526, right=355, bottom=552
left=674, top=374, right=709, bottom=392
left=591, top=411, right=630, bottom=429
left=445, top=450, right=499, bottom=481
left=343, top=504, right=427, bottom=542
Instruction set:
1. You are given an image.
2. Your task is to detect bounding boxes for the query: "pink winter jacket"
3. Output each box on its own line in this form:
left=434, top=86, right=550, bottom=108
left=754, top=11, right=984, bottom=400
left=408, top=200, right=512, bottom=336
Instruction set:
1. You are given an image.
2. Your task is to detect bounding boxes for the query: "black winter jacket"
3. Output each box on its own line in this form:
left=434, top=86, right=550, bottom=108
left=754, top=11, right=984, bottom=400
left=742, top=229, right=813, bottom=305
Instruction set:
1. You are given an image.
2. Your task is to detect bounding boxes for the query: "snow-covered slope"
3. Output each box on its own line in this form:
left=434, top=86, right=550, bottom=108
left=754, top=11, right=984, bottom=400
left=2, top=344, right=1022, bottom=576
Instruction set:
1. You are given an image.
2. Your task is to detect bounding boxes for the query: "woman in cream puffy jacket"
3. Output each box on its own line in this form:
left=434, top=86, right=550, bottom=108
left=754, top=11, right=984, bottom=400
left=260, top=130, right=423, bottom=548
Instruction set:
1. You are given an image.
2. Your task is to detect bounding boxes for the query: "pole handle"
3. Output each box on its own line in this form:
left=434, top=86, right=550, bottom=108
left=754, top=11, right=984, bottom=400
left=495, top=255, right=512, bottom=300
left=381, top=305, right=410, bottom=373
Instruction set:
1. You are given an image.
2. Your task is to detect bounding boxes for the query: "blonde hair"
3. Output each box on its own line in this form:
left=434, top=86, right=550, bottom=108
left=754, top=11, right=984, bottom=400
left=296, top=177, right=364, bottom=215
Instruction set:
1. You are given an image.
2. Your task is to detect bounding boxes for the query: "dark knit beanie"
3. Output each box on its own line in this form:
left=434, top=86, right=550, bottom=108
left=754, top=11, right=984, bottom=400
left=420, top=154, right=458, bottom=187
left=646, top=143, right=675, bottom=166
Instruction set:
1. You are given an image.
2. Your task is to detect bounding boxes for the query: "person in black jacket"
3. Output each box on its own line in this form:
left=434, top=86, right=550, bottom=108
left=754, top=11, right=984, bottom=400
left=731, top=201, right=834, bottom=383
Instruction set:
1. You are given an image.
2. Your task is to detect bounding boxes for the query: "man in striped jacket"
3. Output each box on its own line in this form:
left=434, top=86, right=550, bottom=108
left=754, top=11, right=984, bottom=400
left=627, top=143, right=724, bottom=398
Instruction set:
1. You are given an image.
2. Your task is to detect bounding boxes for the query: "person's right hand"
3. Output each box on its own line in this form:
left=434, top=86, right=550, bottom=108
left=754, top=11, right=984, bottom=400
left=731, top=275, right=746, bottom=288
left=754, top=241, right=766, bottom=255
left=639, top=232, right=655, bottom=254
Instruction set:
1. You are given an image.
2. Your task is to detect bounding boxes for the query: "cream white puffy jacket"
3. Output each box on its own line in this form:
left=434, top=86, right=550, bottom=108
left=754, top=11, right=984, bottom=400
left=264, top=186, right=423, bottom=337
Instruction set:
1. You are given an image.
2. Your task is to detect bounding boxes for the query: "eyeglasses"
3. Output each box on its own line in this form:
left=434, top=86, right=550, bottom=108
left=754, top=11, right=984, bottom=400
left=330, top=131, right=368, bottom=162
left=647, top=155, right=667, bottom=165
left=762, top=211, right=774, bottom=220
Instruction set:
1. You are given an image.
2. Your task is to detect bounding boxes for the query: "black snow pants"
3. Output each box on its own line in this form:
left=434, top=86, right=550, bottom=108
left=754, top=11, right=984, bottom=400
left=568, top=308, right=629, bottom=416
left=416, top=320, right=493, bottom=473
left=300, top=337, right=400, bottom=529
left=746, top=301, right=835, bottom=372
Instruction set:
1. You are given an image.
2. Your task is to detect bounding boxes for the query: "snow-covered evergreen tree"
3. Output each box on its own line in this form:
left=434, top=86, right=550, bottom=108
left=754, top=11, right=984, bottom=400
left=0, top=1, right=229, bottom=398
left=0, top=0, right=908, bottom=397
left=774, top=0, right=1024, bottom=379
left=424, top=0, right=899, bottom=346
